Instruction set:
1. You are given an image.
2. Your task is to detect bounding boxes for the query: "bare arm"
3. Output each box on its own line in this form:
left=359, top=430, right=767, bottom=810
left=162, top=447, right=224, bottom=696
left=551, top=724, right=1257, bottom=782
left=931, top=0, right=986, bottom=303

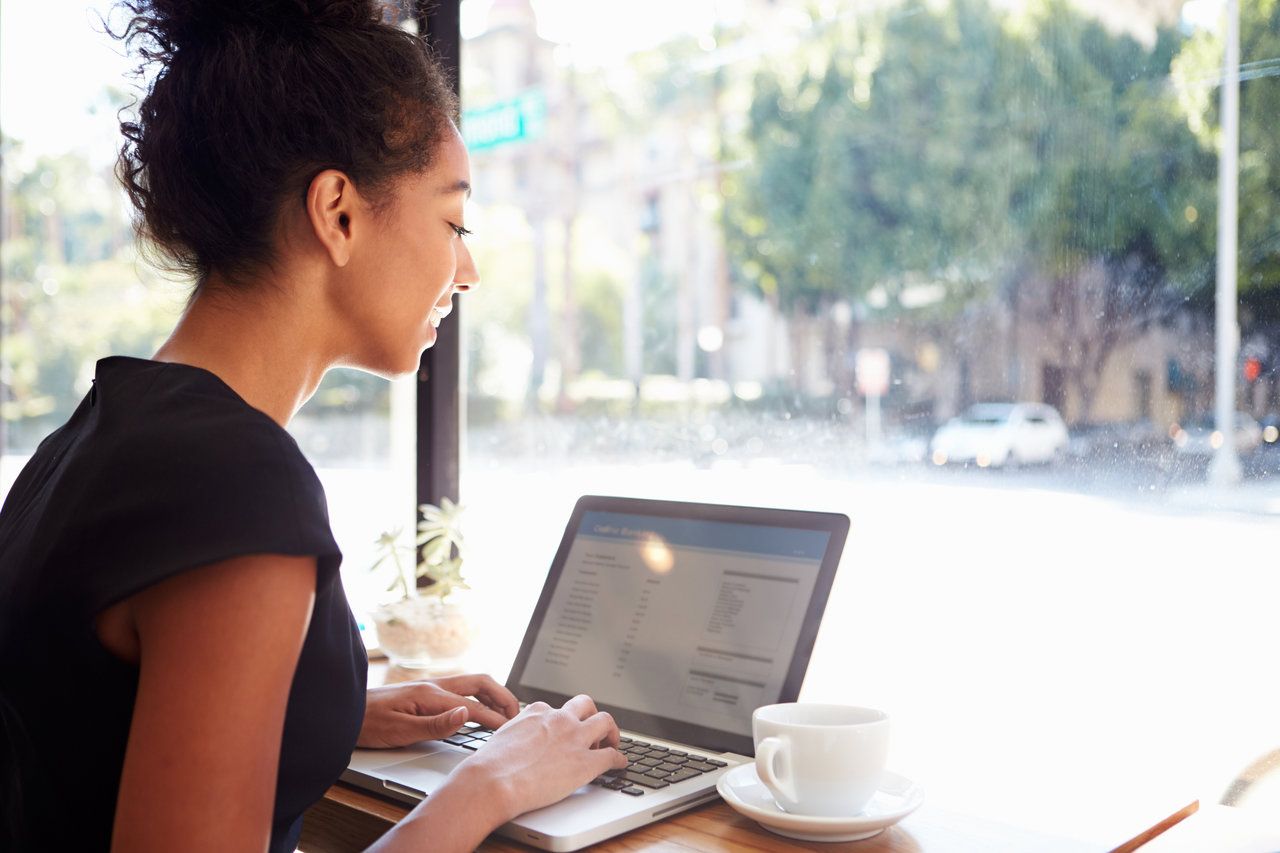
left=108, top=554, right=317, bottom=853
left=368, top=694, right=628, bottom=852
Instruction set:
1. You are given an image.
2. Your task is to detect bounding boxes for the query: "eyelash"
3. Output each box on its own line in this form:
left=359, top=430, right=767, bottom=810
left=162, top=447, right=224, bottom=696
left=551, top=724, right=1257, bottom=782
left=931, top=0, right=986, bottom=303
left=450, top=223, right=472, bottom=238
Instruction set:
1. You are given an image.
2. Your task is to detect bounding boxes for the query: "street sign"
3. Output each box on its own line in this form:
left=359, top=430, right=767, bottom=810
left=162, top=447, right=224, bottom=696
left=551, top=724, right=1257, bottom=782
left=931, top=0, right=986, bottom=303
left=462, top=90, right=547, bottom=152
left=855, top=348, right=891, bottom=397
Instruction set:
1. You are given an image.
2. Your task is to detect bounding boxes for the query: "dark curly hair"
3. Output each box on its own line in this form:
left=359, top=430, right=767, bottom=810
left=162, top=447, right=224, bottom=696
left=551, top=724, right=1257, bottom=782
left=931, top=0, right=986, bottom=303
left=111, top=0, right=459, bottom=288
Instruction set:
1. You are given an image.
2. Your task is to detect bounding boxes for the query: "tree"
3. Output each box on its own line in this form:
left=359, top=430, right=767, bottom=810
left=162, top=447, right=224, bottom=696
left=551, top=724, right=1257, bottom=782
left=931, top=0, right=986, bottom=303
left=724, top=0, right=1217, bottom=419
left=724, top=0, right=1039, bottom=394
left=1012, top=1, right=1217, bottom=420
left=1173, top=0, right=1280, bottom=408
left=1, top=139, right=186, bottom=447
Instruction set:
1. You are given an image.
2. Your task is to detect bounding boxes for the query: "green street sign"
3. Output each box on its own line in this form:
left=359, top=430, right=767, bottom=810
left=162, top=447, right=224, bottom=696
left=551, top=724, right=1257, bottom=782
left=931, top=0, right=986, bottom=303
left=462, top=90, right=547, bottom=152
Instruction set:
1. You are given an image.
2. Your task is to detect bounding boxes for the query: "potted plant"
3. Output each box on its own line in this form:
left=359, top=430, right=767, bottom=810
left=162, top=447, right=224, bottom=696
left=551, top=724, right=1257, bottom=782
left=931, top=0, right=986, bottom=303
left=368, top=499, right=472, bottom=669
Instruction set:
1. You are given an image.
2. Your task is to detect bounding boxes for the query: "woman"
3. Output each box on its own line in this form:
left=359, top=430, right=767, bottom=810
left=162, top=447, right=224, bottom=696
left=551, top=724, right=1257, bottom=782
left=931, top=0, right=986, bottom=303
left=0, top=1, right=627, bottom=850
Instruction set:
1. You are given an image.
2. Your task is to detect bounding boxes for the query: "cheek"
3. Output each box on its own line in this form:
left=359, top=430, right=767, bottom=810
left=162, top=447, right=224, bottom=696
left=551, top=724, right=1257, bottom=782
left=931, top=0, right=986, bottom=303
left=354, top=226, right=450, bottom=320
left=418, top=241, right=459, bottom=294
left=338, top=263, right=408, bottom=334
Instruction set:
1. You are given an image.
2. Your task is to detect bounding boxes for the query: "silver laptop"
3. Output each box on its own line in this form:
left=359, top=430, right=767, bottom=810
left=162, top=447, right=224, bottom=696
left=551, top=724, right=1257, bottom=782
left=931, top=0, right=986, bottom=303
left=343, top=495, right=849, bottom=851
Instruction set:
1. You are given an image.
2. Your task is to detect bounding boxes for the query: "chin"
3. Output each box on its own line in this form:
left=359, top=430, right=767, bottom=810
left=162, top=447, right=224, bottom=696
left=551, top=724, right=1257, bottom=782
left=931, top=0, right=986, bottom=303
left=346, top=344, right=429, bottom=380
left=357, top=326, right=436, bottom=378
left=347, top=362, right=405, bottom=381
left=397, top=347, right=429, bottom=375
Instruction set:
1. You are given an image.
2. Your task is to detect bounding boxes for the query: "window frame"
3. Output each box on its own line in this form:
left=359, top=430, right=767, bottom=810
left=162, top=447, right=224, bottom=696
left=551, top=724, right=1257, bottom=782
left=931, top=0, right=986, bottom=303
left=414, top=0, right=463, bottom=513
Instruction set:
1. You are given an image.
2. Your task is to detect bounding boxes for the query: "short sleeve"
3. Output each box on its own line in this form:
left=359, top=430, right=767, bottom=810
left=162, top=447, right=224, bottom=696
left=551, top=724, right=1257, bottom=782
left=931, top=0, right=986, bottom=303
left=60, top=405, right=343, bottom=618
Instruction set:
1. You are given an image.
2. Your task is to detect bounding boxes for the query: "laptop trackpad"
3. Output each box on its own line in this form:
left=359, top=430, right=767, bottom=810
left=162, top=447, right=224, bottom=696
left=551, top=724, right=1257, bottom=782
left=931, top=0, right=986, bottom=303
left=379, top=750, right=468, bottom=793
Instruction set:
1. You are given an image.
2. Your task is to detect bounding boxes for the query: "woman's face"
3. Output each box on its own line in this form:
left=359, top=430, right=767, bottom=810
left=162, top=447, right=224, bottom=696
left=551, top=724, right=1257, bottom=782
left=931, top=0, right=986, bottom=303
left=339, top=127, right=479, bottom=376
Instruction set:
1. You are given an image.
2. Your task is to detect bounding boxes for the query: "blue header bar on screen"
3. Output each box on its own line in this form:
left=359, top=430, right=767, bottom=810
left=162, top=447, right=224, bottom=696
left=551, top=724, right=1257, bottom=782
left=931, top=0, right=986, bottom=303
left=578, top=511, right=830, bottom=561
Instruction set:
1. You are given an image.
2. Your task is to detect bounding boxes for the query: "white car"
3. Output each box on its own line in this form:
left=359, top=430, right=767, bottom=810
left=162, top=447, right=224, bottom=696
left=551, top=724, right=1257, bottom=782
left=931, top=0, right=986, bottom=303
left=930, top=403, right=1069, bottom=468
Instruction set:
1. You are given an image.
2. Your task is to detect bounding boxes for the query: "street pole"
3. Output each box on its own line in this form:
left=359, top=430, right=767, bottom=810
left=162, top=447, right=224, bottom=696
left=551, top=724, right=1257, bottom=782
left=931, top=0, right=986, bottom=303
left=866, top=391, right=882, bottom=452
left=1209, top=0, right=1242, bottom=487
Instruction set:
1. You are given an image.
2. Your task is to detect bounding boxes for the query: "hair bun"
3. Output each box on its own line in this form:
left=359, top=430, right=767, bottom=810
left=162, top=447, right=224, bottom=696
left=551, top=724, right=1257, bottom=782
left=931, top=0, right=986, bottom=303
left=112, top=0, right=456, bottom=289
left=118, top=0, right=385, bottom=55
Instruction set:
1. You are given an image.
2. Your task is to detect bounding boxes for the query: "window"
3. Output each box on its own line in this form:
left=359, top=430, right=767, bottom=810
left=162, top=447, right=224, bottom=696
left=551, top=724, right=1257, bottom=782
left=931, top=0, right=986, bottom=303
left=457, top=0, right=1280, bottom=841
left=3, top=0, right=1277, bottom=843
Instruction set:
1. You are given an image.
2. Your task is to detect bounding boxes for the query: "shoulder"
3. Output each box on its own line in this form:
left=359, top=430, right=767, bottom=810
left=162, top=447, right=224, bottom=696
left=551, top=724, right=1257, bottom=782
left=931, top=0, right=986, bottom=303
left=64, top=360, right=340, bottom=611
left=92, top=358, right=323, bottom=505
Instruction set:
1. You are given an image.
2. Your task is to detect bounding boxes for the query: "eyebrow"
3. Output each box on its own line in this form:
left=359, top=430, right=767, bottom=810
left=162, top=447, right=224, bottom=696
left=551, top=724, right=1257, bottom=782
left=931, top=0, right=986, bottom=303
left=441, top=179, right=472, bottom=199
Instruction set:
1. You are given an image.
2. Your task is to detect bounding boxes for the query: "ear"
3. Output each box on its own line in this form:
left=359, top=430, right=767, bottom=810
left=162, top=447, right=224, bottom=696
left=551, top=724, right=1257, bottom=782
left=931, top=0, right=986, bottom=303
left=305, top=169, right=359, bottom=268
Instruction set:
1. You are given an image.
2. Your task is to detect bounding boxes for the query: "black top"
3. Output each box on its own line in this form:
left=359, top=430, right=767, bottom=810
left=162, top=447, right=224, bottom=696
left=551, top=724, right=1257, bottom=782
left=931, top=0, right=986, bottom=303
left=0, top=356, right=368, bottom=852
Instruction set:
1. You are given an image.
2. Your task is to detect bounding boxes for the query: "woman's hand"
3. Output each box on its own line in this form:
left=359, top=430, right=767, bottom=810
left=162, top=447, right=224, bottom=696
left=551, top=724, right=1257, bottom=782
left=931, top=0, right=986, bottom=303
left=358, top=674, right=520, bottom=748
left=454, top=694, right=630, bottom=819
left=368, top=693, right=628, bottom=851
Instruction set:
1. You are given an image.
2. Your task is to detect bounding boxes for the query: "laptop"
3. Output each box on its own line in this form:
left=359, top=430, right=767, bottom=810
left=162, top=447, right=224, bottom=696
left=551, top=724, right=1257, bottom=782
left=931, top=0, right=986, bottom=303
left=343, top=495, right=849, bottom=851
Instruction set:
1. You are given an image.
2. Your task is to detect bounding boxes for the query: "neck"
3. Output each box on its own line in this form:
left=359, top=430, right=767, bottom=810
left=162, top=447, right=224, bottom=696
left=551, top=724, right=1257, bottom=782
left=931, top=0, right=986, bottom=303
left=152, top=281, right=331, bottom=427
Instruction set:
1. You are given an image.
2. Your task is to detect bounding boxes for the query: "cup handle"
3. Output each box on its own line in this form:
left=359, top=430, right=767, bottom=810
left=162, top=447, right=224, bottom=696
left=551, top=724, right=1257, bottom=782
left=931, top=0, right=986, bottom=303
left=755, top=736, right=797, bottom=804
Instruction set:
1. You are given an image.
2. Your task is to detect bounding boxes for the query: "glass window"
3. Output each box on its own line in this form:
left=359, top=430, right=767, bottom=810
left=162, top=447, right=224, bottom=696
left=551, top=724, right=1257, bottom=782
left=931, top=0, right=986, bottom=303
left=458, top=0, right=1279, bottom=841
left=3, top=0, right=1277, bottom=841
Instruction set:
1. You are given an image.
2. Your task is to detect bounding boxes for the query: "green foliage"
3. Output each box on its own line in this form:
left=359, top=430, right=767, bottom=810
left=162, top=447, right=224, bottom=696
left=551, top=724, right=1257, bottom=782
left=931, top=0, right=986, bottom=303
left=728, top=0, right=1216, bottom=308
left=1175, top=0, right=1280, bottom=322
left=722, top=0, right=1226, bottom=411
left=727, top=0, right=1035, bottom=316
left=1012, top=1, right=1215, bottom=290
left=369, top=500, right=469, bottom=602
left=415, top=498, right=468, bottom=600
left=1, top=136, right=187, bottom=446
left=640, top=257, right=678, bottom=376
left=576, top=269, right=626, bottom=376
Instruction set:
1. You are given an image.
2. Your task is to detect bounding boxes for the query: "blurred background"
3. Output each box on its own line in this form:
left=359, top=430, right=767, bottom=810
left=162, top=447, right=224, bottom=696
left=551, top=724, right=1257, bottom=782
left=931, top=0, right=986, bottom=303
left=2, top=0, right=1278, bottom=844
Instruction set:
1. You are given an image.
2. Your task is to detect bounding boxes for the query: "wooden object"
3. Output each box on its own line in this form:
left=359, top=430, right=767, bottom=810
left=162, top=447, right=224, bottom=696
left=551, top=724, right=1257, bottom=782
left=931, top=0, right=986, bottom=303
left=1107, top=801, right=1199, bottom=853
left=301, top=780, right=1112, bottom=853
left=1133, top=803, right=1280, bottom=852
left=313, top=660, right=1196, bottom=850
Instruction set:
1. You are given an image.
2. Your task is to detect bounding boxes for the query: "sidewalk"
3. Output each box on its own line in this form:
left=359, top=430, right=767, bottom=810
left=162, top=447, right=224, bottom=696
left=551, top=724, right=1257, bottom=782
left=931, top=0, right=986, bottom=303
left=1165, top=480, right=1280, bottom=517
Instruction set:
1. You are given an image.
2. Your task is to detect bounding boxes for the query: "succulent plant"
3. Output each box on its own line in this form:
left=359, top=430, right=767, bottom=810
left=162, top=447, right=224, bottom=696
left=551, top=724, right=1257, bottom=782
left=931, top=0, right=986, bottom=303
left=370, top=499, right=468, bottom=601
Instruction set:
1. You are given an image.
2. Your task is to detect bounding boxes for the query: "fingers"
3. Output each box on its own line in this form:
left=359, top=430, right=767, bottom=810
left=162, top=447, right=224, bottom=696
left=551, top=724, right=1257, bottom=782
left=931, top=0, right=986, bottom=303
left=546, top=695, right=618, bottom=746
left=562, top=693, right=599, bottom=720
left=410, top=681, right=509, bottom=730
left=453, top=696, right=510, bottom=730
left=579, top=710, right=621, bottom=749
left=594, top=745, right=629, bottom=775
left=435, top=674, right=520, bottom=720
left=415, top=706, right=470, bottom=741
left=558, top=696, right=621, bottom=751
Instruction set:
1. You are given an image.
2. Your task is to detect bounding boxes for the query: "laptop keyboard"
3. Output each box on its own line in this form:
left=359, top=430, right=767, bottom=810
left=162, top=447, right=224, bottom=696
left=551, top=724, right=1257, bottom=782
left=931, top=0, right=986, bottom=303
left=443, top=723, right=728, bottom=797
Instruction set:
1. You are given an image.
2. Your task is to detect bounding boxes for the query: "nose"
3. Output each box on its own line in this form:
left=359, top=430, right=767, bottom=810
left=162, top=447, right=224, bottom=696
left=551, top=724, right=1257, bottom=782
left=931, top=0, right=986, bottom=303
left=453, top=238, right=480, bottom=292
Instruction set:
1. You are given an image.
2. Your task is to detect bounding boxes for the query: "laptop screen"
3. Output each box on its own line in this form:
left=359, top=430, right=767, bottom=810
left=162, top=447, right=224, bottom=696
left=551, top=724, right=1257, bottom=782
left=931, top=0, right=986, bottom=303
left=506, top=497, right=848, bottom=756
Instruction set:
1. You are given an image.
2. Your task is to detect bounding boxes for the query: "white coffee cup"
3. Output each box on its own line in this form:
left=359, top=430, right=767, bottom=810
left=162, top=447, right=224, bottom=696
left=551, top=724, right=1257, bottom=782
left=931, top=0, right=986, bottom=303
left=752, top=703, right=890, bottom=817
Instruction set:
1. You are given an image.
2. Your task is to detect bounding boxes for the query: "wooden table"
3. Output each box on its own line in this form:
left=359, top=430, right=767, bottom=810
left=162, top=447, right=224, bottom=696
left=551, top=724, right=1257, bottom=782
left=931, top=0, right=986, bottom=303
left=300, top=781, right=1198, bottom=852
left=301, top=662, right=1195, bottom=852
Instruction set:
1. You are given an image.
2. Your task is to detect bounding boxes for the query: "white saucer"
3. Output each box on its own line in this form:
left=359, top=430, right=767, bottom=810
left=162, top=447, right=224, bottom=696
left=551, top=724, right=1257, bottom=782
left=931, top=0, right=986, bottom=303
left=716, top=764, right=924, bottom=843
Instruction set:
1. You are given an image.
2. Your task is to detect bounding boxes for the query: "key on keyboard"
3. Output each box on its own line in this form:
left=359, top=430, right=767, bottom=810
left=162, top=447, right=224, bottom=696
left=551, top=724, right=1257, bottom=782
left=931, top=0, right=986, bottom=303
left=459, top=728, right=730, bottom=798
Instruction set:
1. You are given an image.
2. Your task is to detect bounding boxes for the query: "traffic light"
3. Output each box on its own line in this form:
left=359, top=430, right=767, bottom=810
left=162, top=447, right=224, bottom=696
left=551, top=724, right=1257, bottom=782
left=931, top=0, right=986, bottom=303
left=1243, top=356, right=1262, bottom=383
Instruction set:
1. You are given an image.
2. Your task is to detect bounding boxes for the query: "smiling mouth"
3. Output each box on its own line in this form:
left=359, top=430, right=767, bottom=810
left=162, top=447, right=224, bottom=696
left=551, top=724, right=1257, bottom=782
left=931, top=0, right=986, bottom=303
left=428, top=303, right=452, bottom=328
